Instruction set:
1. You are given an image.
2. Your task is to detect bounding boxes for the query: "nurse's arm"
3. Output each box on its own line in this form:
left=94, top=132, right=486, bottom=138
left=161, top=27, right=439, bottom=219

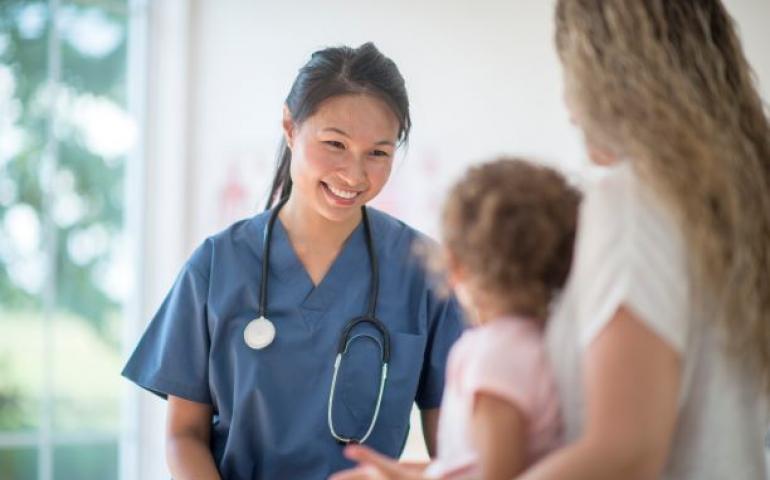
left=517, top=306, right=681, bottom=480
left=167, top=395, right=222, bottom=480
left=420, top=408, right=439, bottom=457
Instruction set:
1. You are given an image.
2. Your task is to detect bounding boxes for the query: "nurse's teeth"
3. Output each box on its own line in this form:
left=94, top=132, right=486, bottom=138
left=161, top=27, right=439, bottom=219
left=327, top=184, right=358, bottom=199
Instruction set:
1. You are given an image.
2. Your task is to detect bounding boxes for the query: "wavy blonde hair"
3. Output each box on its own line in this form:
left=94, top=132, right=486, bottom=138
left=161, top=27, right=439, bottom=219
left=555, top=0, right=770, bottom=390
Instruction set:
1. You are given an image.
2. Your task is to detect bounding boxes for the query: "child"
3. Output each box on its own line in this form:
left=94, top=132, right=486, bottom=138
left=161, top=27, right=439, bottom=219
left=425, top=158, right=580, bottom=479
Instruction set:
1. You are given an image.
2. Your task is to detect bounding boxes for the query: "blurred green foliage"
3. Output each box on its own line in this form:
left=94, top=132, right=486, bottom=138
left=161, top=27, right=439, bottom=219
left=0, top=0, right=127, bottom=332
left=0, top=1, right=129, bottom=478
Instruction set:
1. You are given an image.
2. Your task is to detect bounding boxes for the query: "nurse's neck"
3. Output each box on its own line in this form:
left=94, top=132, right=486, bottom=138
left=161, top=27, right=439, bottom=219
left=280, top=194, right=361, bottom=241
left=278, top=194, right=362, bottom=284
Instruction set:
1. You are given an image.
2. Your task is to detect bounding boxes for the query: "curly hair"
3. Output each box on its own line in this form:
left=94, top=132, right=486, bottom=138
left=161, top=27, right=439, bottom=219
left=555, top=0, right=770, bottom=391
left=441, top=158, right=581, bottom=321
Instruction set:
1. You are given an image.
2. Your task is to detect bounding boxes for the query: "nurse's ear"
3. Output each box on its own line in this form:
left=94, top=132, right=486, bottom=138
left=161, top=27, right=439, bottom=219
left=282, top=104, right=296, bottom=150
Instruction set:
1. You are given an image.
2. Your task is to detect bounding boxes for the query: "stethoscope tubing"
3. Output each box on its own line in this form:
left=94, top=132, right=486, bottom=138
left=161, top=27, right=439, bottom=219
left=259, top=196, right=390, bottom=445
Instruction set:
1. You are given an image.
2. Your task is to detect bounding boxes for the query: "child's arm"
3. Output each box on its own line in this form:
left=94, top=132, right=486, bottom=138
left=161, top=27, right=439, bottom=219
left=471, top=392, right=527, bottom=480
left=329, top=446, right=430, bottom=480
left=166, top=395, right=222, bottom=480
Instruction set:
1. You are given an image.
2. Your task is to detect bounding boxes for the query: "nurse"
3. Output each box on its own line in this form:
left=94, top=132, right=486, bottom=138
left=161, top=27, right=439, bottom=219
left=121, top=42, right=464, bottom=479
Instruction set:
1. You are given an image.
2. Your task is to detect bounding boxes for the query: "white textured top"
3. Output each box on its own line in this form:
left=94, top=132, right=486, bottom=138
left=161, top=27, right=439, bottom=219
left=546, top=162, right=769, bottom=479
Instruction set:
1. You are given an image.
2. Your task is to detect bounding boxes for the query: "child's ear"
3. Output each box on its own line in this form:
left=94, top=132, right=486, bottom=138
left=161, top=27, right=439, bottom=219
left=443, top=250, right=466, bottom=289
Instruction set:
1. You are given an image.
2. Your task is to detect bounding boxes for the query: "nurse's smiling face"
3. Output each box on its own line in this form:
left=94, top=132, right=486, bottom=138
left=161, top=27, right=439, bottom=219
left=283, top=93, right=400, bottom=224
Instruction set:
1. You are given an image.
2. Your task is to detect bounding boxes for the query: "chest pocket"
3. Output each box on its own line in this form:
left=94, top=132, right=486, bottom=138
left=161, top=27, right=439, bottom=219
left=332, top=330, right=426, bottom=442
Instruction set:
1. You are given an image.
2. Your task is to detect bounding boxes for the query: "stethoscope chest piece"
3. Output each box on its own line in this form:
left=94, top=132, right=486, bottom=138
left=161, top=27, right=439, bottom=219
left=248, top=198, right=387, bottom=444
left=244, top=316, right=276, bottom=350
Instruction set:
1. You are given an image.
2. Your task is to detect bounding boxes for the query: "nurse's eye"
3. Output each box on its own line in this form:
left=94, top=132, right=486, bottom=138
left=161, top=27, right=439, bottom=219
left=370, top=150, right=390, bottom=158
left=324, top=140, right=345, bottom=149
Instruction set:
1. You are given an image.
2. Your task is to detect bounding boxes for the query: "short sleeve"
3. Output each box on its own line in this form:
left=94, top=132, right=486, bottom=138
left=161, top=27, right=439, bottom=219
left=462, top=323, right=545, bottom=418
left=416, top=292, right=465, bottom=409
left=121, top=250, right=212, bottom=404
left=573, top=164, right=690, bottom=352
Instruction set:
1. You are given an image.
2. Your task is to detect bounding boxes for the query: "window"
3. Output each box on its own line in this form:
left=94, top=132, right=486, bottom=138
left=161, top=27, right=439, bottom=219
left=0, top=1, right=139, bottom=478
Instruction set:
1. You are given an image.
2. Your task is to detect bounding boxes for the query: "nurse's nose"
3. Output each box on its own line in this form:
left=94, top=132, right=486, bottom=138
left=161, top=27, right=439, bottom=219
left=337, top=154, right=368, bottom=188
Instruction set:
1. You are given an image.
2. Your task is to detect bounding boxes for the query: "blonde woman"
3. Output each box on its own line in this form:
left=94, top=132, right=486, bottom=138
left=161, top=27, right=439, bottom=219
left=522, top=1, right=770, bottom=478
left=333, top=1, right=770, bottom=479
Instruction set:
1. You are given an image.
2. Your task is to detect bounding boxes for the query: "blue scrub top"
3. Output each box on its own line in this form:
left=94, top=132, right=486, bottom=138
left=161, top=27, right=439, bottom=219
left=122, top=207, right=464, bottom=479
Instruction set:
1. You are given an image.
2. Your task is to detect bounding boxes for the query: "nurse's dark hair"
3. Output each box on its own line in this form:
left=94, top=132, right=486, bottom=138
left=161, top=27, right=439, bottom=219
left=265, top=42, right=411, bottom=209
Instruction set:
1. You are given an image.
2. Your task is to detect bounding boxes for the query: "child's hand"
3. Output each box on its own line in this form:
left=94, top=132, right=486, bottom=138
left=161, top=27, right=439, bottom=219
left=329, top=445, right=428, bottom=480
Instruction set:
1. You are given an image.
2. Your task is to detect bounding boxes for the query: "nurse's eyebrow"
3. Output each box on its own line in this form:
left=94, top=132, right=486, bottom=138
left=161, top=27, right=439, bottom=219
left=322, top=127, right=396, bottom=146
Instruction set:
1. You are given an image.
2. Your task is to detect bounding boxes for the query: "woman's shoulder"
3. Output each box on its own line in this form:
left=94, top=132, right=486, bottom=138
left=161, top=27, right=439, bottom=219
left=366, top=206, right=425, bottom=236
left=584, top=163, right=679, bottom=231
left=581, top=162, right=636, bottom=222
left=570, top=161, right=691, bottom=352
left=186, top=211, right=271, bottom=277
left=365, top=207, right=456, bottom=310
left=579, top=162, right=686, bottom=267
left=366, top=206, right=437, bottom=256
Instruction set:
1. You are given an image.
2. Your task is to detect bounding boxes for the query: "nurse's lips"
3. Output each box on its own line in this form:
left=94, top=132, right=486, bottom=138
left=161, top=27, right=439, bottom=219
left=321, top=182, right=363, bottom=206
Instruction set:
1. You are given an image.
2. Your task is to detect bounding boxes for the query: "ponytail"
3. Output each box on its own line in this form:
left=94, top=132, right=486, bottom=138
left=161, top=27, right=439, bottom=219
left=265, top=138, right=293, bottom=210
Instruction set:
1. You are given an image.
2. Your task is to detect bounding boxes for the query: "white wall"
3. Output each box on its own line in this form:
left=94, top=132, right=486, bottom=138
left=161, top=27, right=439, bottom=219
left=184, top=0, right=770, bottom=244
left=185, top=0, right=584, bottom=243
left=133, top=0, right=770, bottom=475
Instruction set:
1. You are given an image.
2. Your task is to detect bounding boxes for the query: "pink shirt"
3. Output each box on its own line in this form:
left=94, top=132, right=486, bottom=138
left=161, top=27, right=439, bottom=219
left=425, top=318, right=562, bottom=479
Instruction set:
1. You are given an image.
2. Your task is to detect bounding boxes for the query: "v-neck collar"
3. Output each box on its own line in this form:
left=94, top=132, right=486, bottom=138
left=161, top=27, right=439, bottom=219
left=270, top=213, right=371, bottom=312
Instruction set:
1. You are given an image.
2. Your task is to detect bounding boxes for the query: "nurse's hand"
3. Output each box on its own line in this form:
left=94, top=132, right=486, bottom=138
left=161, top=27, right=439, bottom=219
left=329, top=445, right=428, bottom=480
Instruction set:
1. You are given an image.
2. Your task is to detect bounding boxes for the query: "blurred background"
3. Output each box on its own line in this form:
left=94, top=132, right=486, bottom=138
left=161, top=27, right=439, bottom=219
left=0, top=0, right=768, bottom=478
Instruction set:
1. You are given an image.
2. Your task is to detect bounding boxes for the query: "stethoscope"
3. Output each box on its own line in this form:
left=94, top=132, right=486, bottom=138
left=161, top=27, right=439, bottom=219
left=242, top=196, right=390, bottom=445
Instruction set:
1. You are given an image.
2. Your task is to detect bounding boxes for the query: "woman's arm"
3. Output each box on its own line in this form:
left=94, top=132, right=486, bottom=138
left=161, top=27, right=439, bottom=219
left=166, top=395, right=222, bottom=480
left=519, top=306, right=681, bottom=480
left=472, top=392, right=527, bottom=480
left=420, top=408, right=439, bottom=457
